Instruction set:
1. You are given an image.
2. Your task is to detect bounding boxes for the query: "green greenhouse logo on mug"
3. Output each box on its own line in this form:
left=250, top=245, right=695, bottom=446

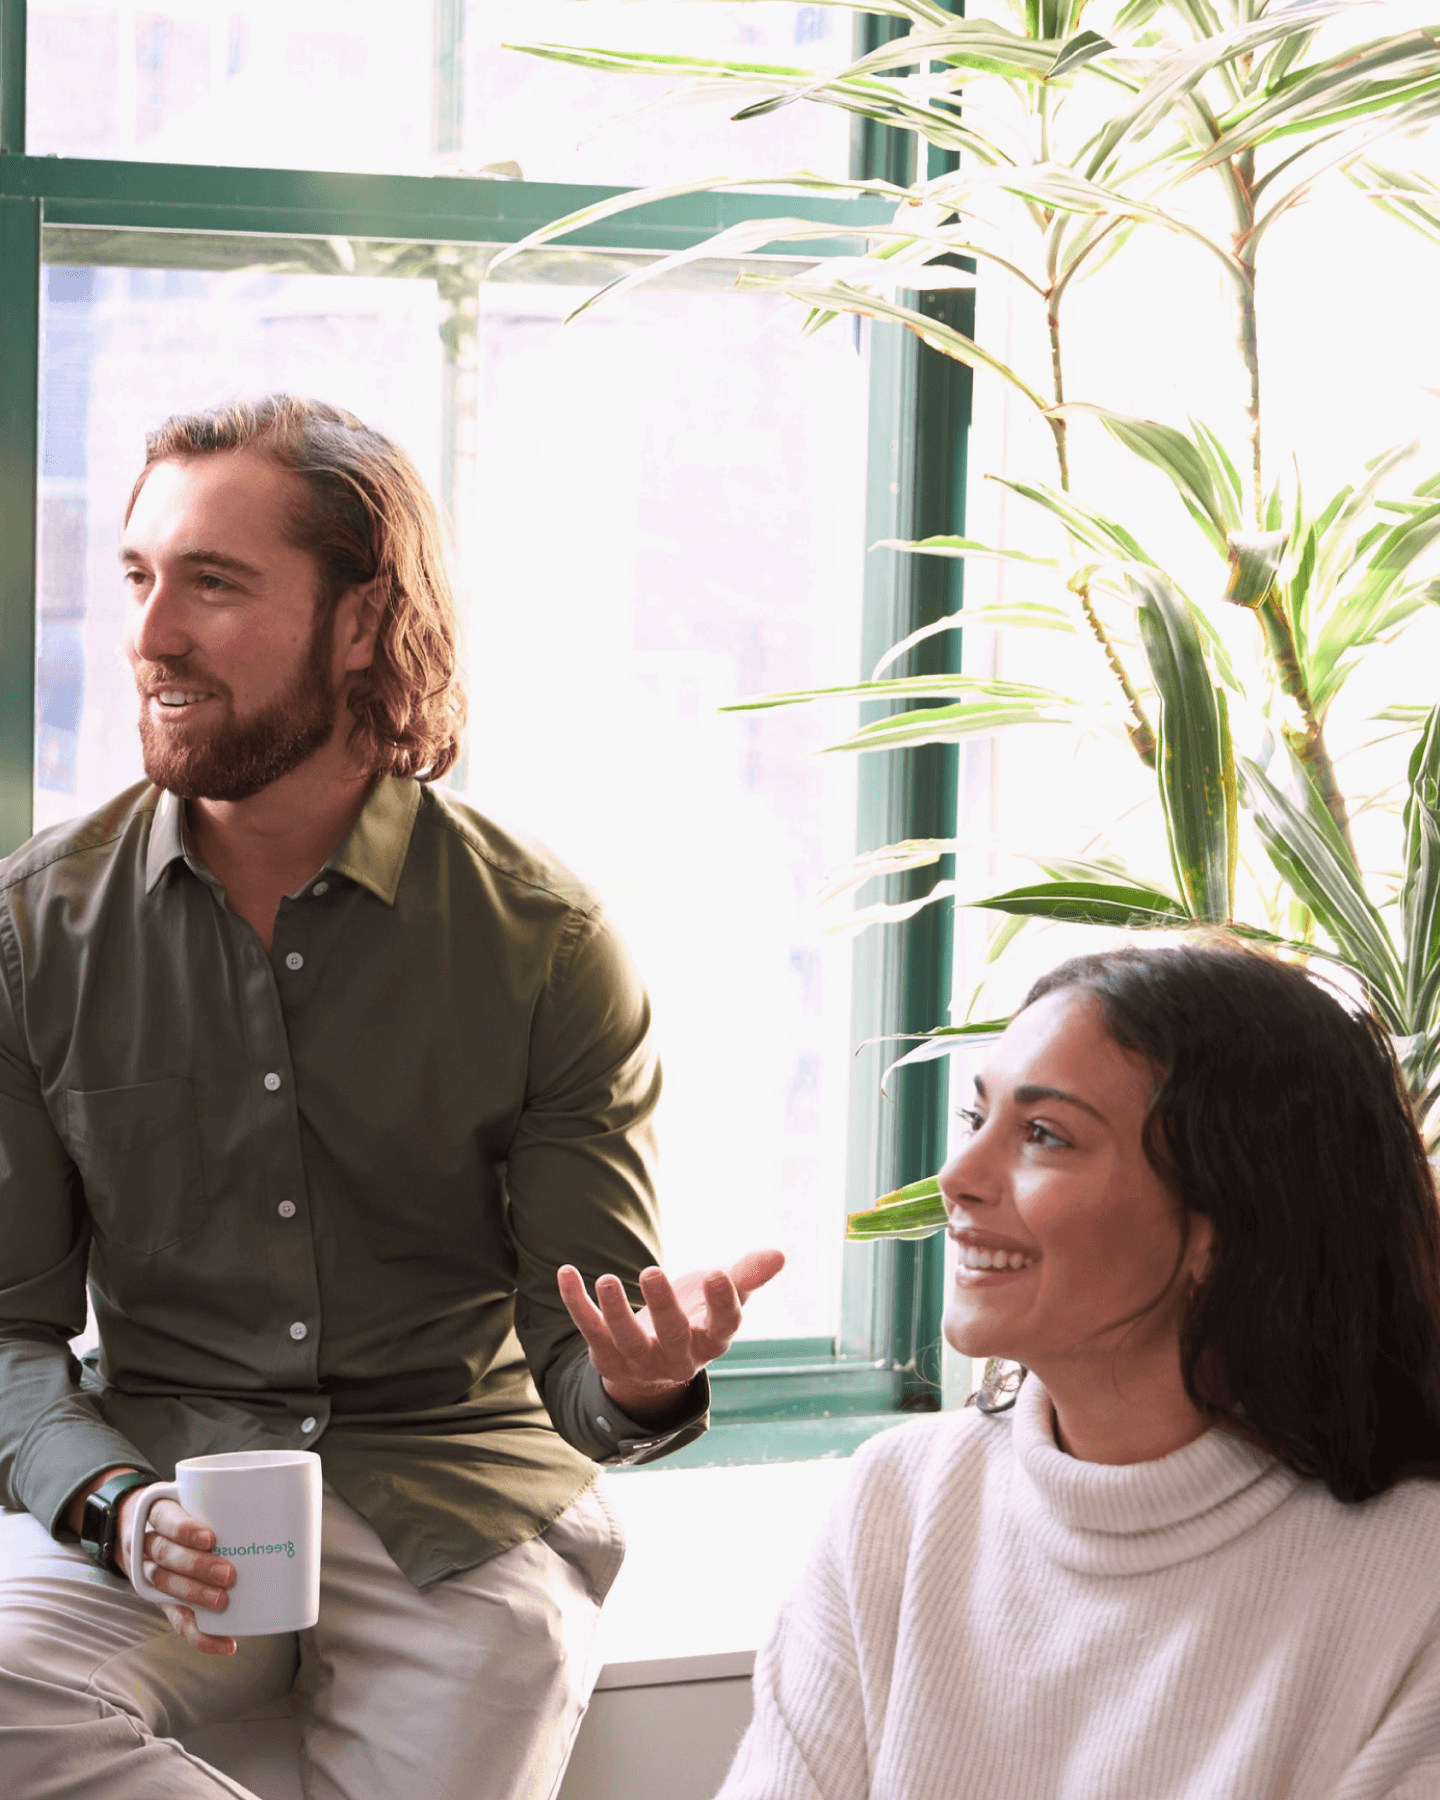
left=215, top=1540, right=296, bottom=1560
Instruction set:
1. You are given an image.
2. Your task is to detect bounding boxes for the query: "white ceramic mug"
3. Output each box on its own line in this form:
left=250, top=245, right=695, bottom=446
left=126, top=1449, right=322, bottom=1636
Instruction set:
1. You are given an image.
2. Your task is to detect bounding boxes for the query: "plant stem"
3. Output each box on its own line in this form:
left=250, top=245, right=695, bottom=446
left=1231, top=150, right=1354, bottom=854
left=1235, top=150, right=1263, bottom=526
left=1257, top=596, right=1357, bottom=854
left=1077, top=581, right=1158, bottom=765
left=1048, top=298, right=1156, bottom=767
left=1046, top=303, right=1071, bottom=491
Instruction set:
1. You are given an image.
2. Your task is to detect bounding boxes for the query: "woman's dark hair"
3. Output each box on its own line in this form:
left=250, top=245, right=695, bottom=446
left=1023, top=938, right=1440, bottom=1502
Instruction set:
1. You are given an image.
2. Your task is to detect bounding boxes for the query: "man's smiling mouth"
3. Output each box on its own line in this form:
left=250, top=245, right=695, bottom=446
left=153, top=690, right=213, bottom=708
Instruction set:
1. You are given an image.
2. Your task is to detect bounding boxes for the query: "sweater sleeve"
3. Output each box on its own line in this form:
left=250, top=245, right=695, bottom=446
left=1330, top=1612, right=1440, bottom=1800
left=716, top=1484, right=872, bottom=1800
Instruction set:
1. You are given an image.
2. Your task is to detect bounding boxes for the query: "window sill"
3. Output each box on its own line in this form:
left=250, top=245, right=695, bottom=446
left=595, top=1428, right=925, bottom=1686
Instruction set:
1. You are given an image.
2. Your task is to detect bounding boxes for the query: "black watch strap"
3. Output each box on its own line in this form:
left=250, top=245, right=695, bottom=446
left=79, top=1471, right=153, bottom=1573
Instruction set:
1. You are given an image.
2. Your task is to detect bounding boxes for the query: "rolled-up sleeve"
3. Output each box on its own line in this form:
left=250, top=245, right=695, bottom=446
left=504, top=904, right=707, bottom=1465
left=0, top=900, right=153, bottom=1531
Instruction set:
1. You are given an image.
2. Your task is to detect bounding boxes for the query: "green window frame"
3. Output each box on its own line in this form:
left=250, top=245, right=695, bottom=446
left=0, top=0, right=970, bottom=1467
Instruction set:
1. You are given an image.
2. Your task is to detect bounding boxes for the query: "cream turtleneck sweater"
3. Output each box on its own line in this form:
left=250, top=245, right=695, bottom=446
left=717, top=1378, right=1440, bottom=1799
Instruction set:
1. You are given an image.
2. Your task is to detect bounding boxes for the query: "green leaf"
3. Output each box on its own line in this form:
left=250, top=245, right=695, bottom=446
left=1046, top=30, right=1115, bottom=80
left=997, top=170, right=1243, bottom=287
left=749, top=280, right=1052, bottom=413
left=1402, top=705, right=1440, bottom=1021
left=847, top=1179, right=948, bottom=1242
left=876, top=1020, right=1011, bottom=1092
left=967, top=878, right=1190, bottom=929
left=482, top=170, right=907, bottom=281
left=993, top=478, right=1157, bottom=565
left=1187, top=29, right=1440, bottom=174
left=1061, top=406, right=1231, bottom=551
left=722, top=673, right=1077, bottom=713
left=872, top=534, right=1059, bottom=567
left=1131, top=571, right=1235, bottom=923
left=816, top=838, right=959, bottom=907
left=1238, top=753, right=1405, bottom=1026
left=821, top=697, right=1078, bottom=757
left=870, top=597, right=1076, bottom=679
left=1224, top=531, right=1290, bottom=607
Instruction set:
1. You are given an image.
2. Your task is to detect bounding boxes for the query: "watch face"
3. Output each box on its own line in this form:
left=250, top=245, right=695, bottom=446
left=80, top=1489, right=109, bottom=1554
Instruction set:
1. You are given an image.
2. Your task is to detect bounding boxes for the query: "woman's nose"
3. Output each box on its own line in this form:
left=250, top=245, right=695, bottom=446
left=938, top=1130, right=996, bottom=1214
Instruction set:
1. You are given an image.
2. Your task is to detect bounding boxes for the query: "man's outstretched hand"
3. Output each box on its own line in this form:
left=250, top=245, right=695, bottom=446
left=557, top=1249, right=785, bottom=1426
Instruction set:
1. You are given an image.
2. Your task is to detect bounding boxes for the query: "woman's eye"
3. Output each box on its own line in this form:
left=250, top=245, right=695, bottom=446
left=1025, top=1120, right=1067, bottom=1148
left=956, top=1107, right=985, bottom=1133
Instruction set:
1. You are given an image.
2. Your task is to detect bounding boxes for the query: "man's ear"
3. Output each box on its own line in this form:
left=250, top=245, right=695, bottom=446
left=335, top=578, right=384, bottom=674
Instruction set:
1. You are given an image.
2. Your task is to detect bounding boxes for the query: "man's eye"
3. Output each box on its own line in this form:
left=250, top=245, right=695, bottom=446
left=196, top=573, right=230, bottom=592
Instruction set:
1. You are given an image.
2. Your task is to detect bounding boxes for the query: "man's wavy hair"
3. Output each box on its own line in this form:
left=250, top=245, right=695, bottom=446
left=1020, top=939, right=1440, bottom=1502
left=128, top=395, right=465, bottom=781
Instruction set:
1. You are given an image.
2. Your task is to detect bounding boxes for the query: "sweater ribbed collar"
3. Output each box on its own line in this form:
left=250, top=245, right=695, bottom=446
left=1005, top=1376, right=1301, bottom=1575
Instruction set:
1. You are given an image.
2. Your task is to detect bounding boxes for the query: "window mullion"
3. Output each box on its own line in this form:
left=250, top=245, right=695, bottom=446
left=0, top=0, right=24, bottom=156
left=839, top=8, right=972, bottom=1404
left=0, top=188, right=39, bottom=856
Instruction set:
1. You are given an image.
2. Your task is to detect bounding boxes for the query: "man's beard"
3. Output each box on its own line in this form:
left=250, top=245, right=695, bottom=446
left=136, top=611, right=342, bottom=803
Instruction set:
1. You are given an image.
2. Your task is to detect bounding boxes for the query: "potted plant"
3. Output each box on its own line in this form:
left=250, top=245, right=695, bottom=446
left=497, top=1, right=1440, bottom=1236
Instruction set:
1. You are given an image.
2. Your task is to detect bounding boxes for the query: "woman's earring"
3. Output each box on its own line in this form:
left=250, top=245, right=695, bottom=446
left=969, top=1357, right=1026, bottom=1414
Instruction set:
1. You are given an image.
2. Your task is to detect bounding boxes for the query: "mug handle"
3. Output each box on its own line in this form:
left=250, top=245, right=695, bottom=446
left=124, top=1479, right=182, bottom=1606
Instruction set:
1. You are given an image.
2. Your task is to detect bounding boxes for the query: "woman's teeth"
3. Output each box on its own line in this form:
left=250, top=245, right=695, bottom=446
left=959, top=1244, right=1035, bottom=1272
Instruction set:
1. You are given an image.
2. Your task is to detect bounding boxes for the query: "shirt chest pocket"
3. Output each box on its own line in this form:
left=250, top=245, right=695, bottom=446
left=62, top=1078, right=210, bottom=1253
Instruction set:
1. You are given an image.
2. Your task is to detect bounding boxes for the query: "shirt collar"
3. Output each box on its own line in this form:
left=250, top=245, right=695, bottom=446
left=327, top=776, right=421, bottom=906
left=143, top=777, right=422, bottom=905
left=144, top=788, right=188, bottom=894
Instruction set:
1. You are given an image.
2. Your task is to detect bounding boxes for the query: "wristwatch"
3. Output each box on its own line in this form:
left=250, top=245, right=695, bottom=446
left=79, top=1471, right=153, bottom=1574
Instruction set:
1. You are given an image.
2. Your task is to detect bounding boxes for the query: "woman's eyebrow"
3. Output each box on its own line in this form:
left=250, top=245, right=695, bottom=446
left=1012, top=1083, right=1105, bottom=1121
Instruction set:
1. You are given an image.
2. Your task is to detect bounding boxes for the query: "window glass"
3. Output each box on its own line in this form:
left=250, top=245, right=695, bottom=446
left=27, top=2, right=854, bottom=183
left=35, top=240, right=867, bottom=1340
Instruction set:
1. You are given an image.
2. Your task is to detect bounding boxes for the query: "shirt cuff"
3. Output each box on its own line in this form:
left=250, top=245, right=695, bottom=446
left=576, top=1358, right=710, bottom=1467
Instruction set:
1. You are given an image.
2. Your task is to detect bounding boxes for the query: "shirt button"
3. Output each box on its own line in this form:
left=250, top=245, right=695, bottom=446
left=289, top=1321, right=308, bottom=1341
left=596, top=1415, right=612, bottom=1432
left=277, top=1200, right=297, bottom=1219
left=285, top=951, right=304, bottom=971
left=300, top=1416, right=317, bottom=1434
left=263, top=1072, right=282, bottom=1092
left=312, top=881, right=329, bottom=897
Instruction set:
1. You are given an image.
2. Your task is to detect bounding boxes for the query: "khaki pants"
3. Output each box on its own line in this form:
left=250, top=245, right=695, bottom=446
left=0, top=1479, right=623, bottom=1800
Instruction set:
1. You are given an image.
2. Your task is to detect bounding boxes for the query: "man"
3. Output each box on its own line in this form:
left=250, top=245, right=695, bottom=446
left=0, top=395, right=782, bottom=1799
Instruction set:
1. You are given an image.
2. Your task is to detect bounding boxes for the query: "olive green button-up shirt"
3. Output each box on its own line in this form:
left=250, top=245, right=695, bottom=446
left=0, top=776, right=706, bottom=1588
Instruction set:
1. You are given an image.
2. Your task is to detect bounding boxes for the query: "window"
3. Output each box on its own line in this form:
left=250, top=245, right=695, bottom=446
left=0, top=0, right=969, bottom=1462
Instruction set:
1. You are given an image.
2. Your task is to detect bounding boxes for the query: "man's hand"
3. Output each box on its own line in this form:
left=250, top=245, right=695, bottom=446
left=114, top=1486, right=238, bottom=1657
left=557, top=1248, right=785, bottom=1426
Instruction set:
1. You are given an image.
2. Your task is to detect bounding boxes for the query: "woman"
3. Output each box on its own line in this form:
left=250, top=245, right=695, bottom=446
left=718, top=941, right=1440, bottom=1799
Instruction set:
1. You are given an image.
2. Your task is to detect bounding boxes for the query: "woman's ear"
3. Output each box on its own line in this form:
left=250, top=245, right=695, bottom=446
left=1185, top=1211, right=1217, bottom=1287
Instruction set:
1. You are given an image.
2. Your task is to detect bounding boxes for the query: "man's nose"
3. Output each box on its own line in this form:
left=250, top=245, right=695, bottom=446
left=129, top=579, right=192, bottom=664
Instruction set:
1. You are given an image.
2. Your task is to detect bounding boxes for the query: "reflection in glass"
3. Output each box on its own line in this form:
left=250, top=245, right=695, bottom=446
left=27, top=1, right=852, bottom=184
left=35, top=240, right=867, bottom=1339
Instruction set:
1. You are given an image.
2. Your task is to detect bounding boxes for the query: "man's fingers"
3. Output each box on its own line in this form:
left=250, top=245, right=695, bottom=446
left=143, top=1544, right=231, bottom=1614
left=145, top=1497, right=217, bottom=1552
left=700, top=1270, right=742, bottom=1342
left=557, top=1265, right=612, bottom=1348
left=595, top=1274, right=654, bottom=1359
left=639, top=1267, right=694, bottom=1357
left=728, top=1247, right=786, bottom=1305
left=162, top=1603, right=237, bottom=1657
